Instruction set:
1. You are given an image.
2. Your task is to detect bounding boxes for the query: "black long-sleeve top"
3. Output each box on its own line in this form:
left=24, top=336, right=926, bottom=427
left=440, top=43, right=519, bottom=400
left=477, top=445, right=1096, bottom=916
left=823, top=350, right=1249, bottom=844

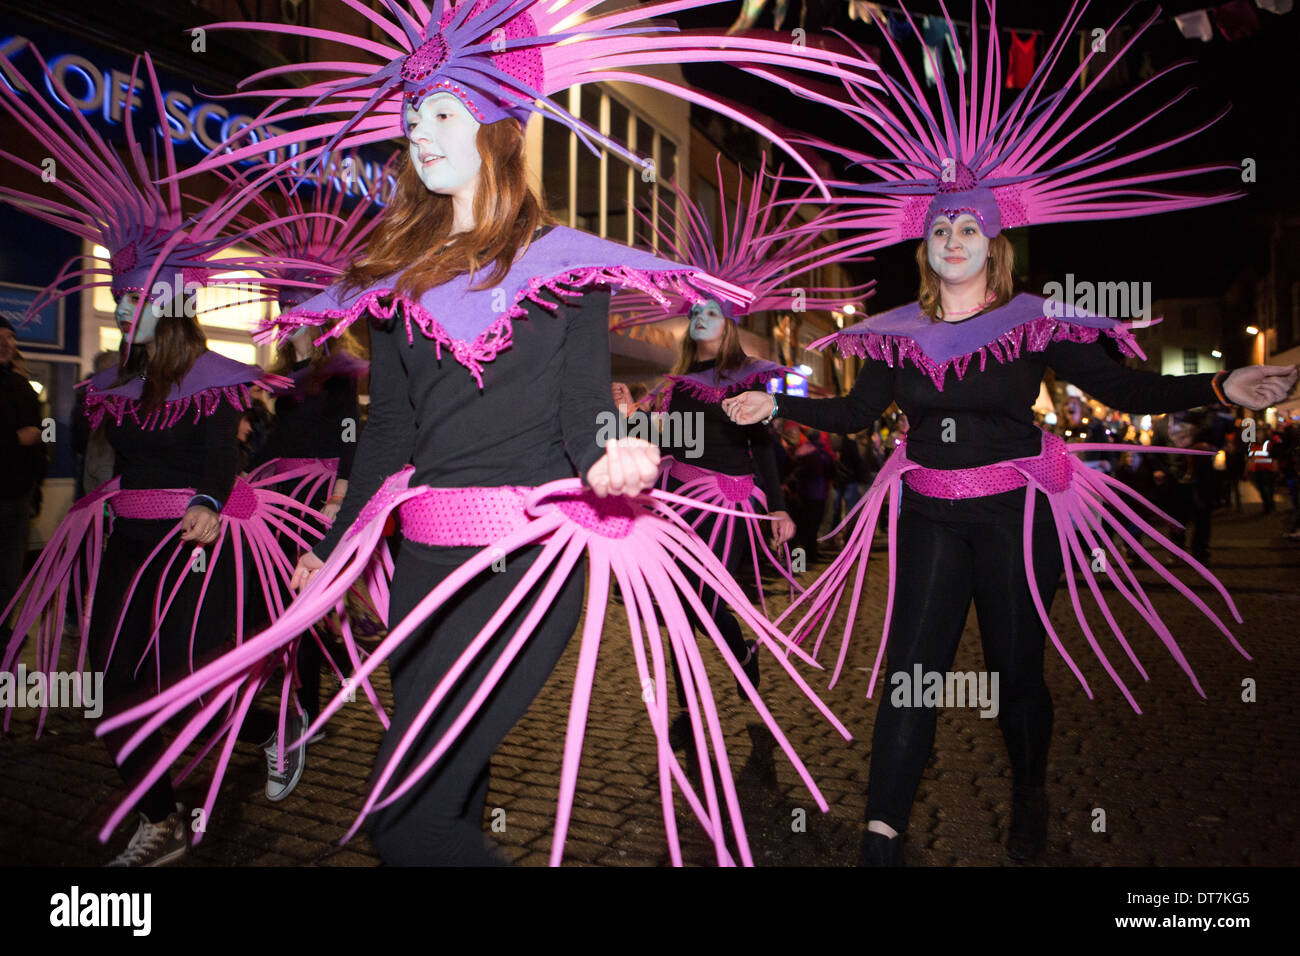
left=778, top=333, right=1219, bottom=523
left=250, top=361, right=360, bottom=479
left=314, top=287, right=618, bottom=559
left=107, top=400, right=241, bottom=508
left=661, top=361, right=787, bottom=513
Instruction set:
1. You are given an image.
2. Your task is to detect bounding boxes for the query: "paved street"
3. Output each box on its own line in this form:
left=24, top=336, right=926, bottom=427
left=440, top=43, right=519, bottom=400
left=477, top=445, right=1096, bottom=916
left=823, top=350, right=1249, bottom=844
left=1, top=496, right=1296, bottom=867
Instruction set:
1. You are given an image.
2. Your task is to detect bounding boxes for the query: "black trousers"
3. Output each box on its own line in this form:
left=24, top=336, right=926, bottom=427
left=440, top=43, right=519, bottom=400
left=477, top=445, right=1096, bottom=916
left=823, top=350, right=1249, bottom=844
left=864, top=502, right=1062, bottom=833
left=89, top=519, right=236, bottom=823
left=367, top=539, right=585, bottom=865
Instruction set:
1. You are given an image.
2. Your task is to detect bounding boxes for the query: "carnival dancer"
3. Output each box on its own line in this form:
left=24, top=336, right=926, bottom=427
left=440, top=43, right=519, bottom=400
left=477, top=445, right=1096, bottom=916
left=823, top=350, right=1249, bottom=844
left=93, top=0, right=881, bottom=866
left=611, top=159, right=873, bottom=739
left=723, top=1, right=1299, bottom=864
left=236, top=165, right=386, bottom=799
left=0, top=50, right=324, bottom=865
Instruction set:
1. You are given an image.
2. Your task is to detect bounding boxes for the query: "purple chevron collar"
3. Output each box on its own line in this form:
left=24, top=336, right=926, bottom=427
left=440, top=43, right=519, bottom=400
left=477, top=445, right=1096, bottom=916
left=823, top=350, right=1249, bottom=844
left=278, top=227, right=751, bottom=388
left=811, top=294, right=1147, bottom=390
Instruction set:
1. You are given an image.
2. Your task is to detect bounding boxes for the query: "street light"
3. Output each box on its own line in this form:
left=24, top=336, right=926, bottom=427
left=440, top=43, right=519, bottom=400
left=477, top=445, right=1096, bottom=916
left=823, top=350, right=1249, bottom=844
left=1211, top=349, right=1222, bottom=359
left=1246, top=325, right=1260, bottom=336
left=843, top=304, right=857, bottom=315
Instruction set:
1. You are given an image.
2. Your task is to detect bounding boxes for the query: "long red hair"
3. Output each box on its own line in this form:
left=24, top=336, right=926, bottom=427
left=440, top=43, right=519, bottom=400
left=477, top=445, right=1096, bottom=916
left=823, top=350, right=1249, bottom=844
left=343, top=119, right=551, bottom=297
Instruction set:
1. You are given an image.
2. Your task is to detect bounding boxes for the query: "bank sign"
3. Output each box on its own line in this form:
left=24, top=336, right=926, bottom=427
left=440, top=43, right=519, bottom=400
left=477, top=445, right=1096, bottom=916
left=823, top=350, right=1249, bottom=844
left=0, top=32, right=397, bottom=204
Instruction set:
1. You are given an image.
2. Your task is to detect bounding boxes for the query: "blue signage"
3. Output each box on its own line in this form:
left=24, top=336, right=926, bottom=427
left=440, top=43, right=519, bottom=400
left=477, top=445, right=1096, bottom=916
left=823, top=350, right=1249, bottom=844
left=0, top=282, right=62, bottom=348
left=0, top=32, right=398, bottom=204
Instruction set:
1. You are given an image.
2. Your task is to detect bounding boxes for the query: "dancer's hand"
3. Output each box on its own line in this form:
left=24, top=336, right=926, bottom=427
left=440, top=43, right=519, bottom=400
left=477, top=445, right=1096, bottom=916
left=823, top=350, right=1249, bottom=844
left=179, top=505, right=219, bottom=544
left=588, top=437, right=660, bottom=497
left=611, top=381, right=634, bottom=414
left=721, top=390, right=775, bottom=426
left=1223, top=364, right=1299, bottom=409
left=769, top=510, right=795, bottom=547
left=291, top=551, right=325, bottom=590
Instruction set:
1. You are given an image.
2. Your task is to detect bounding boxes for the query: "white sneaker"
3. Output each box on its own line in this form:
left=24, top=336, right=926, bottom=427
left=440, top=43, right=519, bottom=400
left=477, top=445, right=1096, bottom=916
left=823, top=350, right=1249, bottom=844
left=264, top=714, right=308, bottom=802
left=106, top=803, right=188, bottom=867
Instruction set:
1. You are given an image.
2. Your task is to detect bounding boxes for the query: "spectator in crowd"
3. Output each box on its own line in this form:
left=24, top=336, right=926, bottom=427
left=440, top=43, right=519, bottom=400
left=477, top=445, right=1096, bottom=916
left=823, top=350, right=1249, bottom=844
left=0, top=317, right=45, bottom=636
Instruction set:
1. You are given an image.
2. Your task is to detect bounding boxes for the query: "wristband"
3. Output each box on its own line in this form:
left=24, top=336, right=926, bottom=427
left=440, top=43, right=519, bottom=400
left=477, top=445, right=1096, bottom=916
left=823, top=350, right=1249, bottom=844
left=186, top=494, right=222, bottom=514
left=761, top=393, right=780, bottom=426
left=326, top=495, right=345, bottom=504
left=1211, top=370, right=1231, bottom=407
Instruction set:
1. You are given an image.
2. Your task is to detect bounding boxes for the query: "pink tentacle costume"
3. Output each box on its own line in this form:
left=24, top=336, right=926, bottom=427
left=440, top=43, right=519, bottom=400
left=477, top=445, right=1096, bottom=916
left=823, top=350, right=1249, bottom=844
left=610, top=155, right=878, bottom=618
left=720, top=0, right=1254, bottom=862
left=78, top=0, right=899, bottom=864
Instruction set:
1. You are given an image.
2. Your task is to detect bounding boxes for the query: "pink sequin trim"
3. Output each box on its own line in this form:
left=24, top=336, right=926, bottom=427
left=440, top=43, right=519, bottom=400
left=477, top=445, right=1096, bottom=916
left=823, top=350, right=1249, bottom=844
left=904, top=463, right=1028, bottom=499
left=662, top=367, right=784, bottom=406
left=815, top=316, right=1143, bottom=391
left=668, top=460, right=756, bottom=503
left=83, top=375, right=288, bottom=432
left=399, top=486, right=533, bottom=547
left=301, top=266, right=731, bottom=389
left=111, top=488, right=192, bottom=519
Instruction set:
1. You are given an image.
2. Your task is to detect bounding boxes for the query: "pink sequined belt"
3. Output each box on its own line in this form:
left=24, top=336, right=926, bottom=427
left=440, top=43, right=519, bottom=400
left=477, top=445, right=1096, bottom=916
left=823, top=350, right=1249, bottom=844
left=901, top=430, right=1077, bottom=499
left=904, top=463, right=1028, bottom=499
left=398, top=485, right=534, bottom=546
left=111, top=487, right=194, bottom=519
left=667, top=459, right=756, bottom=503
left=267, top=457, right=338, bottom=475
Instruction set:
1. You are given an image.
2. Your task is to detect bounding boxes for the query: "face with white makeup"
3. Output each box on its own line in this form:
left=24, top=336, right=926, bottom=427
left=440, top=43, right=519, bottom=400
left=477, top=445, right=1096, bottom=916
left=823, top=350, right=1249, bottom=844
left=113, top=291, right=162, bottom=345
left=405, top=93, right=483, bottom=200
left=688, top=299, right=727, bottom=344
left=926, top=213, right=990, bottom=285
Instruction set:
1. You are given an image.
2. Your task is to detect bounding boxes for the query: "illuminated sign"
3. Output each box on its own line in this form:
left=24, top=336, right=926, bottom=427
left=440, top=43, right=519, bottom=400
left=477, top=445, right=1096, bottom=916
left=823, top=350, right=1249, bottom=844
left=0, top=35, right=397, bottom=204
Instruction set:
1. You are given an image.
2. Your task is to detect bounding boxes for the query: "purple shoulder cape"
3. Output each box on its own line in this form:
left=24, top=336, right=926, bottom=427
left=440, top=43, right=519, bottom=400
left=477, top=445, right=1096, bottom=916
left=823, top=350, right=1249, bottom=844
left=810, top=293, right=1148, bottom=390
left=274, top=226, right=753, bottom=388
left=658, top=357, right=790, bottom=408
left=81, top=351, right=287, bottom=430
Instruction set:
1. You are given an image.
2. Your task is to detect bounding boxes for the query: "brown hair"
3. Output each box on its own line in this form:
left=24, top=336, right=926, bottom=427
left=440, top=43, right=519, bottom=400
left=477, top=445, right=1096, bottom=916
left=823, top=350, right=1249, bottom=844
left=672, top=316, right=749, bottom=377
left=268, top=328, right=363, bottom=394
left=916, top=232, right=1015, bottom=321
left=343, top=118, right=551, bottom=298
left=114, top=311, right=208, bottom=413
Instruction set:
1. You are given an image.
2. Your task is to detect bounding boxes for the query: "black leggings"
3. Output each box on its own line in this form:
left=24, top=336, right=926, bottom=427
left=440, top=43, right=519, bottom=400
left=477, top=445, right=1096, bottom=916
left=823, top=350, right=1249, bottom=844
left=90, top=520, right=236, bottom=823
left=864, top=504, right=1062, bottom=833
left=367, top=539, right=585, bottom=865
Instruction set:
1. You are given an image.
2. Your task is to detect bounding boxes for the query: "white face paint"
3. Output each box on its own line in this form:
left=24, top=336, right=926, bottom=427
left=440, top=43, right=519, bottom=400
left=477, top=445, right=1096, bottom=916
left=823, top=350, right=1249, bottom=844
left=114, top=291, right=161, bottom=344
left=927, top=213, right=989, bottom=284
left=405, top=93, right=482, bottom=198
left=688, top=299, right=727, bottom=343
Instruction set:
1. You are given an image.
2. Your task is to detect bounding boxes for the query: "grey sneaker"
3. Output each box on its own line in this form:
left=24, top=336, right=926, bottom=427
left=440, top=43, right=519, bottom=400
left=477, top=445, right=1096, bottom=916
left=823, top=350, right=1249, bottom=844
left=264, top=714, right=308, bottom=802
left=106, top=803, right=188, bottom=867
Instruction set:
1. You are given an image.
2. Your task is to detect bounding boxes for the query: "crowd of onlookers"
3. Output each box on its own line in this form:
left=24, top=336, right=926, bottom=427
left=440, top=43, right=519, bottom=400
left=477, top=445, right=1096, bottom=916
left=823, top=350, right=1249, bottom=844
left=762, top=400, right=1300, bottom=571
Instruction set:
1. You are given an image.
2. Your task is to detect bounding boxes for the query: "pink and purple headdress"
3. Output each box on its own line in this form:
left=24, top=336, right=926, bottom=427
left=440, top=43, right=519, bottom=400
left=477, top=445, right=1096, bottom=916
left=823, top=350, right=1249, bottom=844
left=611, top=155, right=876, bottom=330
left=757, top=0, right=1242, bottom=248
left=0, top=48, right=327, bottom=351
left=174, top=0, right=881, bottom=191
left=224, top=157, right=395, bottom=338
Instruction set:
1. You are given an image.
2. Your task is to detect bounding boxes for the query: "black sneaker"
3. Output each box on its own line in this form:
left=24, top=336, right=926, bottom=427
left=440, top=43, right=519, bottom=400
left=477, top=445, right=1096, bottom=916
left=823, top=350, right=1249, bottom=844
left=859, top=830, right=904, bottom=867
left=737, top=640, right=760, bottom=702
